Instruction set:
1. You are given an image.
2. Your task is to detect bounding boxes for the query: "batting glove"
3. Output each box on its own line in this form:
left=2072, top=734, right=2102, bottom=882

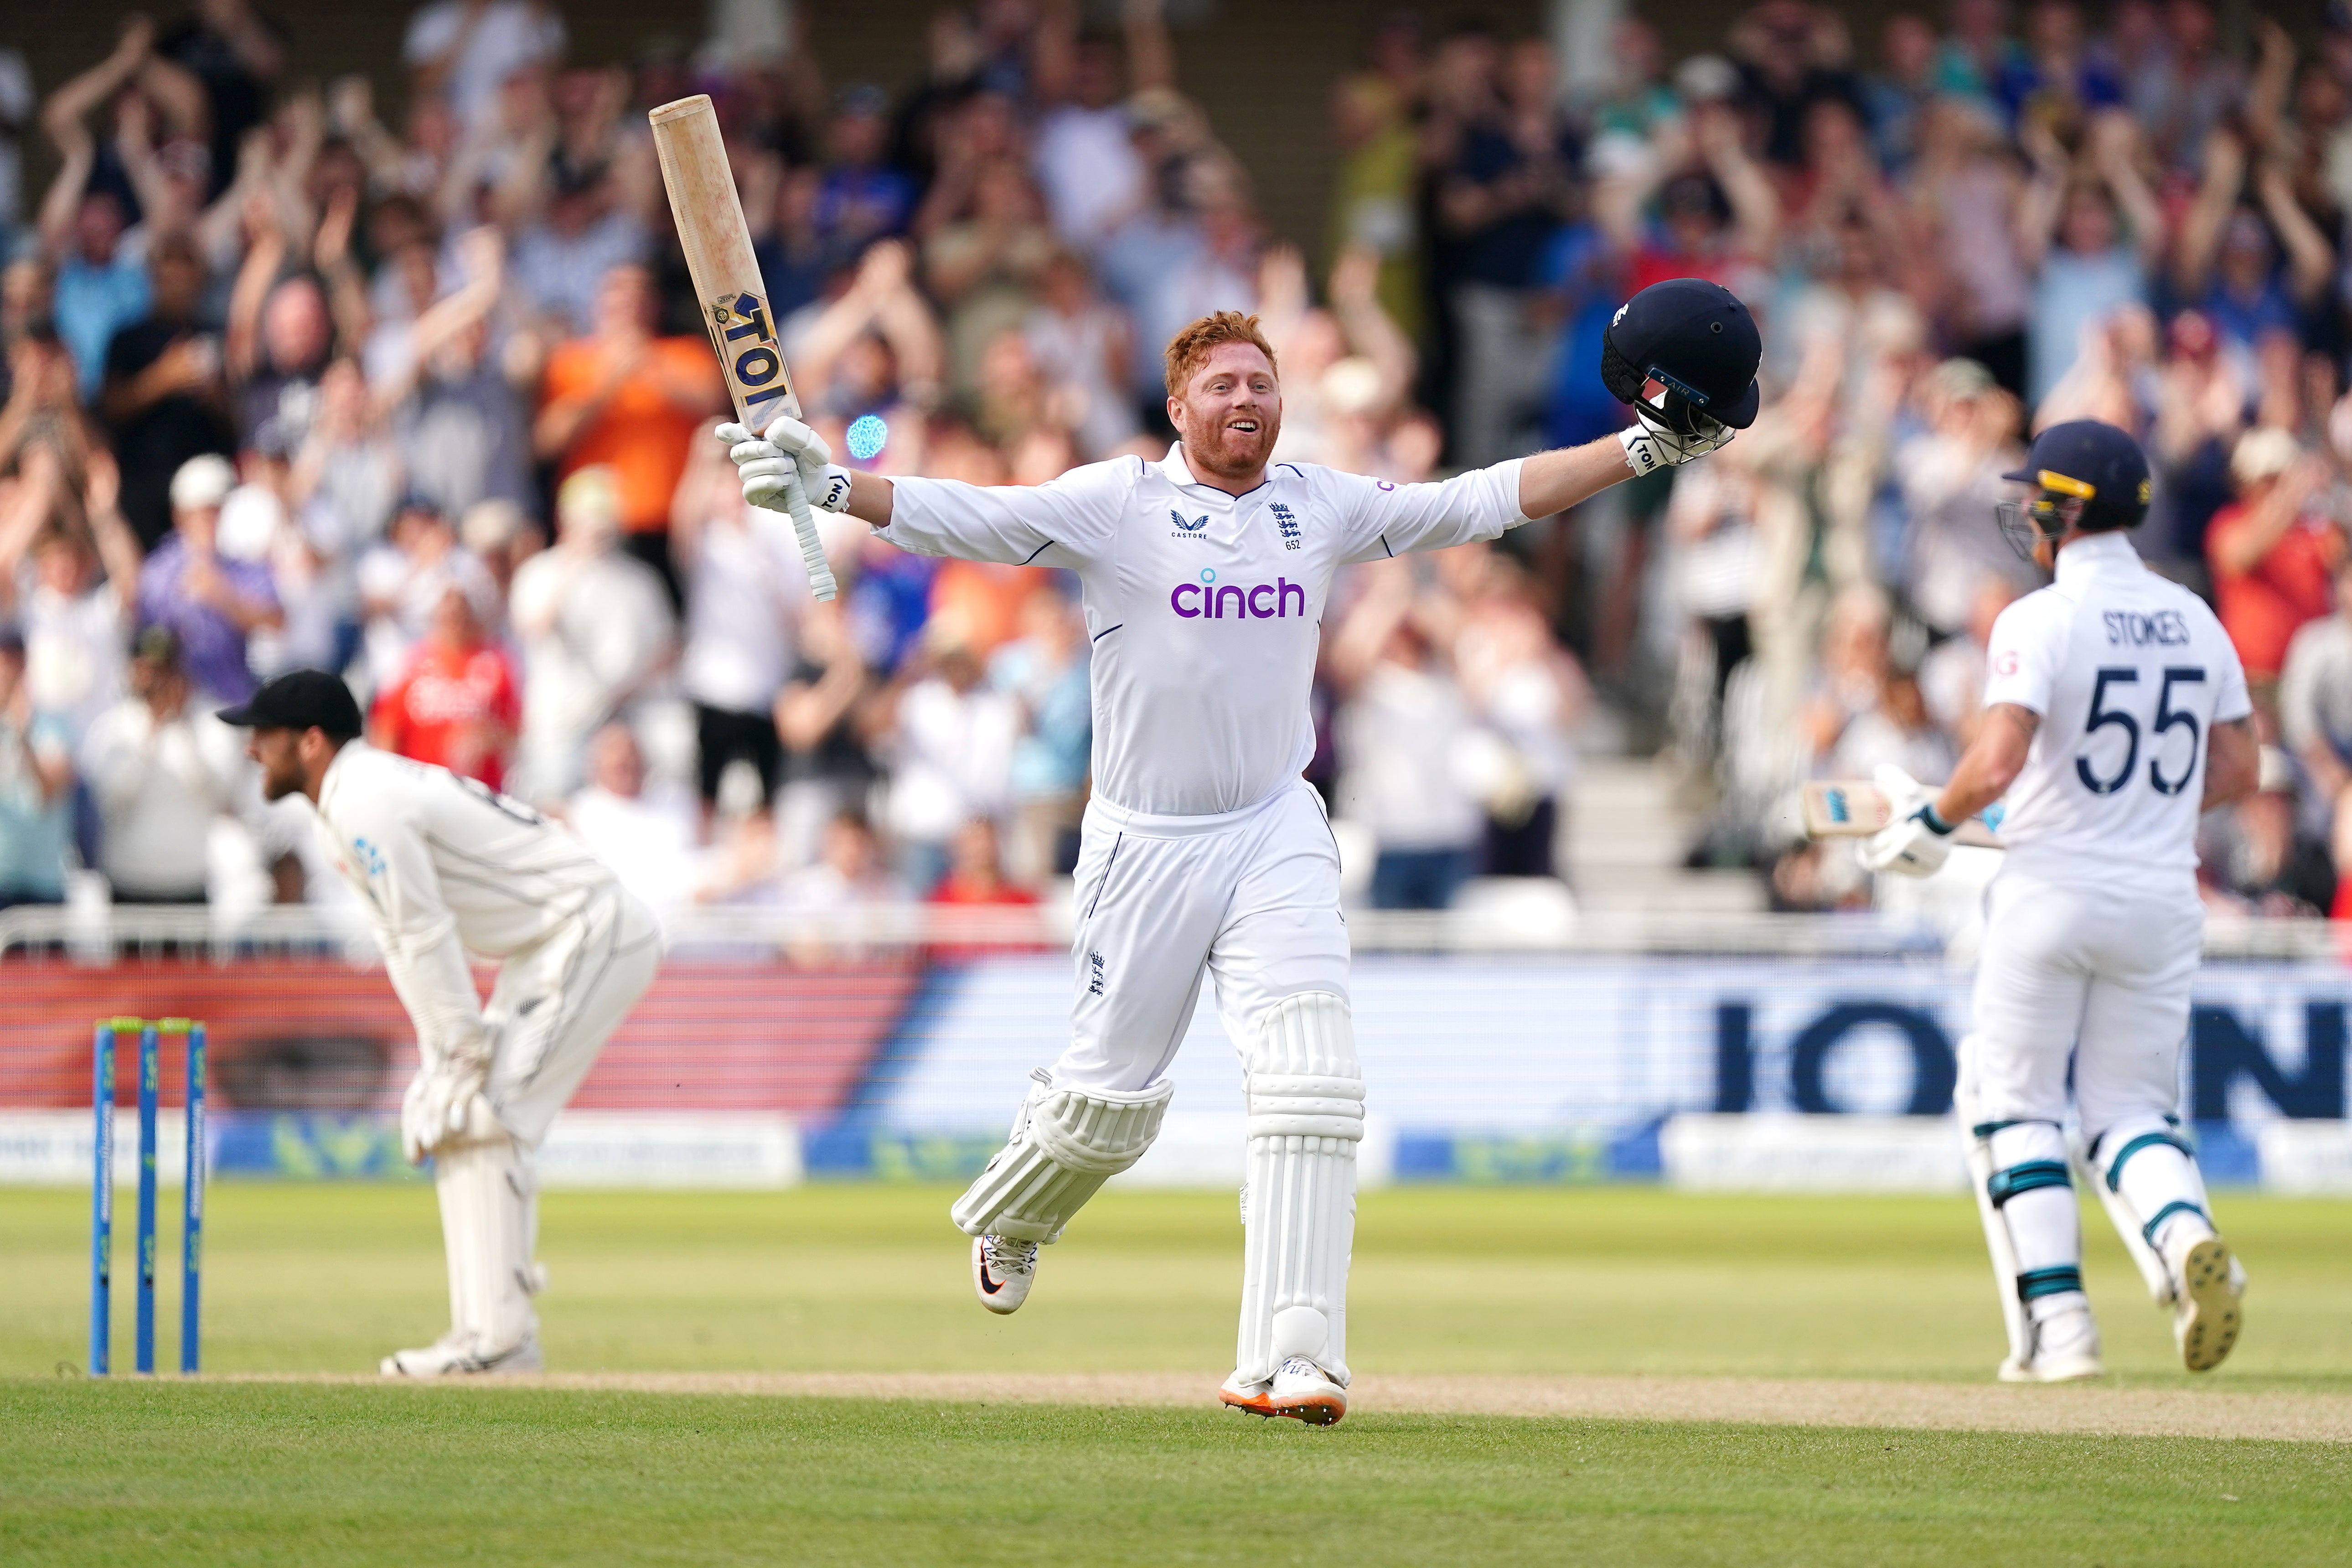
left=717, top=423, right=797, bottom=513
left=1858, top=800, right=1956, bottom=878
left=1856, top=761, right=1952, bottom=877
left=1618, top=405, right=1737, bottom=476
left=725, top=414, right=854, bottom=513
left=1871, top=761, right=1930, bottom=819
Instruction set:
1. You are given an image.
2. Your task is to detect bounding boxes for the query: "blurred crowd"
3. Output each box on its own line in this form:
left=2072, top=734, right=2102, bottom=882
left=0, top=0, right=2345, bottom=930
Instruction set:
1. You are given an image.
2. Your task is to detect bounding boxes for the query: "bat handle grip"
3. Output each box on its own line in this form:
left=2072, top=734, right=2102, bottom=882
left=785, top=481, right=837, bottom=602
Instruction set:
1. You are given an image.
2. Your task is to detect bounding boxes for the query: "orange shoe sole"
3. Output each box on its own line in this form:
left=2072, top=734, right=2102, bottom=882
left=1220, top=1386, right=1278, bottom=1418
left=1268, top=1389, right=1347, bottom=1426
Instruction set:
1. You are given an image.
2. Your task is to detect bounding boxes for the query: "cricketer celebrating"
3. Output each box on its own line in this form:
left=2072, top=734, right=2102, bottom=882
left=723, top=279, right=1759, bottom=1422
left=221, top=671, right=663, bottom=1375
left=1862, top=420, right=2258, bottom=1382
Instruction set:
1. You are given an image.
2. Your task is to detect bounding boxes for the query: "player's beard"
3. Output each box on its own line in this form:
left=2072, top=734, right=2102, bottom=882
left=1186, top=405, right=1281, bottom=482
left=257, top=754, right=305, bottom=801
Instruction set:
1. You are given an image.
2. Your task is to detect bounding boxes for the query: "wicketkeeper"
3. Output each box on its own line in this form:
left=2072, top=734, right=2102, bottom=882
left=724, top=279, right=1758, bottom=1422
left=222, top=671, right=663, bottom=1375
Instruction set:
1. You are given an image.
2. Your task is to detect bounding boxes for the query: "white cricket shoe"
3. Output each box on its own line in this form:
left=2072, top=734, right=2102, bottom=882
left=2167, top=1232, right=2244, bottom=1373
left=972, top=1234, right=1038, bottom=1314
left=1219, top=1372, right=1277, bottom=1418
left=1266, top=1357, right=1348, bottom=1425
left=380, top=1332, right=543, bottom=1377
left=1998, top=1304, right=2103, bottom=1383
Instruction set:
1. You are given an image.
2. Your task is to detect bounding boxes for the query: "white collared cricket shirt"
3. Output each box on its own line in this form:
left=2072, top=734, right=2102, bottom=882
left=315, top=742, right=624, bottom=1053
left=883, top=445, right=1526, bottom=818
left=1979, top=530, right=2252, bottom=882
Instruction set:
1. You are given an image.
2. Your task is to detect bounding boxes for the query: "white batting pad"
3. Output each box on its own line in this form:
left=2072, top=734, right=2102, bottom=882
left=1235, top=992, right=1364, bottom=1387
left=2088, top=1114, right=2213, bottom=1295
left=950, top=1070, right=1176, bottom=1242
left=435, top=1135, right=542, bottom=1356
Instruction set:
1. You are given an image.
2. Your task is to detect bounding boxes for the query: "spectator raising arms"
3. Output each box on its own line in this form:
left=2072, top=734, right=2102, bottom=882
left=4, top=0, right=2351, bottom=934
left=2206, top=431, right=2345, bottom=715
left=533, top=262, right=723, bottom=604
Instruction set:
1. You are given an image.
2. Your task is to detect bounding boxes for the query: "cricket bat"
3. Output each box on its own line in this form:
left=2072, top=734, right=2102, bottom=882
left=1798, top=780, right=2004, bottom=849
left=648, top=94, right=837, bottom=601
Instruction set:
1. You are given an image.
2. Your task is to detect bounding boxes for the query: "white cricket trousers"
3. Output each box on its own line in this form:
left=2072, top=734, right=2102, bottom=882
left=1055, top=779, right=1350, bottom=1093
left=482, top=884, right=665, bottom=1148
left=1961, top=866, right=2202, bottom=1142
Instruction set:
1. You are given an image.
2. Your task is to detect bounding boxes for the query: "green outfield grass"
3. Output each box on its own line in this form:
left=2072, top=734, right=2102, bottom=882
left=5, top=1183, right=2350, bottom=1386
left=4, top=1382, right=2347, bottom=1567
left=7, top=1184, right=2351, bottom=1564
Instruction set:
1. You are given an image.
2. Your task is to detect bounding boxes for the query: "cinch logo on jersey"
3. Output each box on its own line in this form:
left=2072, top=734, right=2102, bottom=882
left=1169, top=574, right=1309, bottom=620
left=1169, top=509, right=1209, bottom=538
left=1269, top=502, right=1301, bottom=550
left=2104, top=610, right=2190, bottom=647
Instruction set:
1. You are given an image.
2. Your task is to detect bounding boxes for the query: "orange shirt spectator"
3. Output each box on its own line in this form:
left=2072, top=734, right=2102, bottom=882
left=534, top=264, right=724, bottom=541
left=929, top=560, right=1047, bottom=657
left=369, top=590, right=521, bottom=789
left=2207, top=435, right=2346, bottom=683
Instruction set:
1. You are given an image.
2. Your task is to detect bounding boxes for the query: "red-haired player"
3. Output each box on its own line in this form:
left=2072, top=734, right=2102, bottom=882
left=722, top=283, right=1758, bottom=1423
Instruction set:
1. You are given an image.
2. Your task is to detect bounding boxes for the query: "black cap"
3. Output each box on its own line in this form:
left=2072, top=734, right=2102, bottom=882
left=1601, top=277, right=1763, bottom=431
left=216, top=669, right=365, bottom=740
left=2002, top=419, right=2151, bottom=530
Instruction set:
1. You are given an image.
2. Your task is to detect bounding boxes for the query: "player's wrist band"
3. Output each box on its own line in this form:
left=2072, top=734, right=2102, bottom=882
left=1918, top=804, right=1956, bottom=836
left=814, top=465, right=853, bottom=512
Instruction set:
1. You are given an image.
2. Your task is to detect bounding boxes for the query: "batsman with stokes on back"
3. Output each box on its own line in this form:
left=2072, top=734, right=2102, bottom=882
left=722, top=278, right=1758, bottom=1422
left=1860, top=419, right=2259, bottom=1383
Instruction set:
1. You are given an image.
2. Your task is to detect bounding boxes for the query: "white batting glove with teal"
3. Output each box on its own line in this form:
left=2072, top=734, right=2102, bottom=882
left=1857, top=764, right=1954, bottom=878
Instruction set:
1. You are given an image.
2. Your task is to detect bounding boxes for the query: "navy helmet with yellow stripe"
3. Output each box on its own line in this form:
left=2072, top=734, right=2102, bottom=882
left=1996, top=419, right=2152, bottom=560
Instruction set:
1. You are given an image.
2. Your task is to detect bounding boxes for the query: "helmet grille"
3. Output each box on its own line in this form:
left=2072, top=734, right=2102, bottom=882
left=1599, top=328, right=1646, bottom=405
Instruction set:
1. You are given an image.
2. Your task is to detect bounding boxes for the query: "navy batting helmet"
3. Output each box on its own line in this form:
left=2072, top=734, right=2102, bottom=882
left=1996, top=419, right=2151, bottom=559
left=1600, top=278, right=1763, bottom=437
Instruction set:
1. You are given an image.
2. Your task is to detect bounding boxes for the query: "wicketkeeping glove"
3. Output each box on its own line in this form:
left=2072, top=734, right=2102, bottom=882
left=399, top=1045, right=501, bottom=1164
left=1618, top=403, right=1737, bottom=476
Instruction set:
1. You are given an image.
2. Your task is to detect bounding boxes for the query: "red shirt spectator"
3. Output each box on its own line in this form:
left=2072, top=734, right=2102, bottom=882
left=2207, top=437, right=2347, bottom=684
left=369, top=589, right=520, bottom=788
left=926, top=819, right=1042, bottom=959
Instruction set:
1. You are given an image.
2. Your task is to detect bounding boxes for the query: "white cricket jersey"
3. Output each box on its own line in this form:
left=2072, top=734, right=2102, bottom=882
left=315, top=743, right=620, bottom=1051
left=1980, top=532, right=2251, bottom=880
left=883, top=445, right=1527, bottom=817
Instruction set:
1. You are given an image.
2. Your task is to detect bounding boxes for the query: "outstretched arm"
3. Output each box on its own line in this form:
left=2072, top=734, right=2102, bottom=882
left=1517, top=435, right=1651, bottom=520
left=796, top=418, right=1691, bottom=540
left=1336, top=430, right=1649, bottom=564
